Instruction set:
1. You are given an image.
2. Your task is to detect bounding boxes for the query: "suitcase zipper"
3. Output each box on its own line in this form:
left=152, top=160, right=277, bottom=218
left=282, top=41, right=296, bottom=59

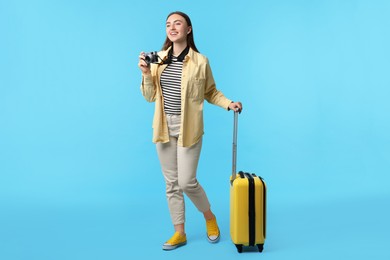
left=252, top=173, right=266, bottom=239
left=244, top=172, right=256, bottom=246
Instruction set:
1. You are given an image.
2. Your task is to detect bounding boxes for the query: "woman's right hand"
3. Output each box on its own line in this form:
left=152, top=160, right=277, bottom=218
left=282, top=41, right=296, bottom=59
left=138, top=52, right=151, bottom=75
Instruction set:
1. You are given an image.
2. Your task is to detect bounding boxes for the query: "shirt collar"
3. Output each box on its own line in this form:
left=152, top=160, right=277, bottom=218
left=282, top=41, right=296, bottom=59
left=161, top=46, right=192, bottom=64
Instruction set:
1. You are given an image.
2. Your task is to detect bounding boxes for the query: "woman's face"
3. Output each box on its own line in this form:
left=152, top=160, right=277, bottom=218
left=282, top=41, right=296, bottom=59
left=166, top=14, right=191, bottom=45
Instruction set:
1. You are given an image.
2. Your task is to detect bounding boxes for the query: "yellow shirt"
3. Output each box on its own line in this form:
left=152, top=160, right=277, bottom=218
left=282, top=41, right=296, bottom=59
left=140, top=47, right=232, bottom=147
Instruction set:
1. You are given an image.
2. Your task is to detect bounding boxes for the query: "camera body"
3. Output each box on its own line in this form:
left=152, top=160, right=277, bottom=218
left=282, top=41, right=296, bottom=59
left=144, top=51, right=159, bottom=65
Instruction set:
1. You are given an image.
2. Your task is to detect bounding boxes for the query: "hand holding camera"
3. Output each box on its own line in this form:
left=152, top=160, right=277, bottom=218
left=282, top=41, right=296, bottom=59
left=138, top=52, right=151, bottom=75
left=138, top=51, right=161, bottom=75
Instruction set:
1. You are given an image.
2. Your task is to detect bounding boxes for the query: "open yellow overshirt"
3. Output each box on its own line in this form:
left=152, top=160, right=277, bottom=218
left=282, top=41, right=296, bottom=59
left=140, top=47, right=232, bottom=147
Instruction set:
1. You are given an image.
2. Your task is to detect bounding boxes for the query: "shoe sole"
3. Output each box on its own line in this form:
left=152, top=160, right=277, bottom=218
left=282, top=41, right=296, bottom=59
left=207, top=230, right=220, bottom=243
left=162, top=241, right=187, bottom=251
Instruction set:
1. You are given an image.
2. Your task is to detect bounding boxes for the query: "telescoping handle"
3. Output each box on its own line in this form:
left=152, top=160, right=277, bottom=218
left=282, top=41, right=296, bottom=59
left=232, top=111, right=239, bottom=180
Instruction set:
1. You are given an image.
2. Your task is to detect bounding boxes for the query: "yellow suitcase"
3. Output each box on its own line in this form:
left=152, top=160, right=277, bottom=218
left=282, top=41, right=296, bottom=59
left=230, top=112, right=267, bottom=253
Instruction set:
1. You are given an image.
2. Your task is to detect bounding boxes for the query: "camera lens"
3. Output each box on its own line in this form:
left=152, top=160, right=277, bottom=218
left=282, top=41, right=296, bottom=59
left=144, top=52, right=157, bottom=65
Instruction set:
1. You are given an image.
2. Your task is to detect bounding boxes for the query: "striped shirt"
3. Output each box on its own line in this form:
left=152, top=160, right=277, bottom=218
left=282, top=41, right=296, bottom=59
left=160, top=56, right=182, bottom=115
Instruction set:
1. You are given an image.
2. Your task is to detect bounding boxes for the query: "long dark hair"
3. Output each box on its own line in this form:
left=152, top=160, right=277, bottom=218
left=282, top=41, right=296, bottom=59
left=161, top=11, right=199, bottom=53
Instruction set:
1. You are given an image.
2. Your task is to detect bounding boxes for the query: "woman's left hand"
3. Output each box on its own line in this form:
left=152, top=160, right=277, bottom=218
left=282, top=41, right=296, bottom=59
left=229, top=101, right=243, bottom=113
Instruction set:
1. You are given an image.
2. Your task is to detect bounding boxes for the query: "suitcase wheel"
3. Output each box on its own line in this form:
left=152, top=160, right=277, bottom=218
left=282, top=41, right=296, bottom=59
left=235, top=244, right=243, bottom=253
left=257, top=244, right=264, bottom=252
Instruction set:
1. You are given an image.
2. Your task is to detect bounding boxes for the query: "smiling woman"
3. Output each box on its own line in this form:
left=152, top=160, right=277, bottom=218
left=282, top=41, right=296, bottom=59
left=165, top=15, right=192, bottom=52
left=162, top=11, right=199, bottom=58
left=137, top=11, right=242, bottom=251
left=2, top=0, right=390, bottom=259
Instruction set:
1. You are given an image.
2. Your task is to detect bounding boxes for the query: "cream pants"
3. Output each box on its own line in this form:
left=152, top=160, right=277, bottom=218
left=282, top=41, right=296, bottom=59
left=156, top=114, right=210, bottom=225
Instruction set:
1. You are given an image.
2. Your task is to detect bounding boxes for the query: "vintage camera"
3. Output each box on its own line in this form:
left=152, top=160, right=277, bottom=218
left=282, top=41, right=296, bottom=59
left=144, top=51, right=159, bottom=65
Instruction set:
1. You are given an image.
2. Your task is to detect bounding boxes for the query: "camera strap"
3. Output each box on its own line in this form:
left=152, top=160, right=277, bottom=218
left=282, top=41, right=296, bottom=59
left=162, top=45, right=190, bottom=64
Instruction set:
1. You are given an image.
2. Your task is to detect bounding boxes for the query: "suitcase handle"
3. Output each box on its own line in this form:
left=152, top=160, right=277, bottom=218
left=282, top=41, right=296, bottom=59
left=232, top=111, right=239, bottom=180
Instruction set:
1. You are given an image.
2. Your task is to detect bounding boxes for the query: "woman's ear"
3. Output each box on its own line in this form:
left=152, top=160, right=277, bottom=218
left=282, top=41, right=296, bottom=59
left=187, top=26, right=192, bottom=34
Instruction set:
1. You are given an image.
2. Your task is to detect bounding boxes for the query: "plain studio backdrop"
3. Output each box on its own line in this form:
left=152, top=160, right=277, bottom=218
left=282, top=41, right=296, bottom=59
left=1, top=0, right=389, bottom=259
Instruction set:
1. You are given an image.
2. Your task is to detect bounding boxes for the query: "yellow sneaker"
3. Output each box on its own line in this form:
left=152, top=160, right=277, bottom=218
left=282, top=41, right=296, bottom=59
left=206, top=216, right=220, bottom=243
left=162, top=232, right=187, bottom=251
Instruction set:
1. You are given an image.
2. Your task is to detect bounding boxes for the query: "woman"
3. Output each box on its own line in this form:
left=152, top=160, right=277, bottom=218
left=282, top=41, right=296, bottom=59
left=138, top=11, right=242, bottom=250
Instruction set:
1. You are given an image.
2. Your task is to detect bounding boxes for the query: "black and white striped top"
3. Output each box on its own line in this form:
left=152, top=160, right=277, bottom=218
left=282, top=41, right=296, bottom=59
left=160, top=56, right=183, bottom=115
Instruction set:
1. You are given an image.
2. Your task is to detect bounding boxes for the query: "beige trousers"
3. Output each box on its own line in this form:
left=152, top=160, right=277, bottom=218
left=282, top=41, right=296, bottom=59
left=156, top=114, right=210, bottom=225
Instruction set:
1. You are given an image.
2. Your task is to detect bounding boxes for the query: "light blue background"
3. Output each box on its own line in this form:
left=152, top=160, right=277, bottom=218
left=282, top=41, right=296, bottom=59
left=1, top=0, right=389, bottom=259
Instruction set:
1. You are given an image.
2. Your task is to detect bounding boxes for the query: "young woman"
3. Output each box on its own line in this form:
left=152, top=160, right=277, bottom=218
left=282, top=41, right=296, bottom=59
left=138, top=11, right=242, bottom=250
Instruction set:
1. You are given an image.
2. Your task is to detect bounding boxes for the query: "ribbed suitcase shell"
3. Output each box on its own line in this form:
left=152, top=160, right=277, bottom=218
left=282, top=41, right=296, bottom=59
left=230, top=171, right=266, bottom=252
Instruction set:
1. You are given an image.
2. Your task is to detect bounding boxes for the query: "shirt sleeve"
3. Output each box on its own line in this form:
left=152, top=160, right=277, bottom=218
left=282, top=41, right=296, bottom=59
left=203, top=59, right=232, bottom=110
left=140, top=73, right=156, bottom=103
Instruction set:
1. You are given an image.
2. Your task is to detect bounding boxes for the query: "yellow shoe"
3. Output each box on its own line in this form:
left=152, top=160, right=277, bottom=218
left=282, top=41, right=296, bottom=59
left=162, top=232, right=187, bottom=251
left=206, top=216, right=220, bottom=243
